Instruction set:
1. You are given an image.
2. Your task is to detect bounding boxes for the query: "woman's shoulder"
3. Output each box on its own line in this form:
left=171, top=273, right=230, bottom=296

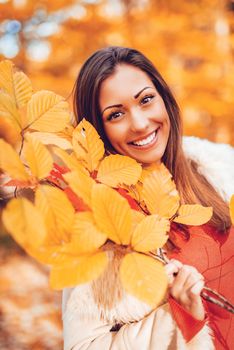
left=182, top=136, right=234, bottom=201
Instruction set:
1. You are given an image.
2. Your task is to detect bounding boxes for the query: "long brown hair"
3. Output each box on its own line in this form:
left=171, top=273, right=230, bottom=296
left=73, top=46, right=231, bottom=232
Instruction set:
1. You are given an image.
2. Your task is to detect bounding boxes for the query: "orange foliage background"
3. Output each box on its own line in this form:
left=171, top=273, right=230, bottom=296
left=0, top=0, right=233, bottom=349
left=1, top=0, right=234, bottom=144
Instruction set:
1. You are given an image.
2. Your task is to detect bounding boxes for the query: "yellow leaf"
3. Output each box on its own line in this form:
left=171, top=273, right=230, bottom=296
left=142, top=164, right=180, bottom=218
left=131, top=209, right=145, bottom=231
left=132, top=215, right=169, bottom=252
left=0, top=116, right=21, bottom=146
left=25, top=90, right=70, bottom=131
left=57, top=124, right=74, bottom=141
left=97, top=154, right=142, bottom=187
left=92, top=184, right=132, bottom=245
left=62, top=212, right=107, bottom=254
left=140, top=163, right=161, bottom=182
left=50, top=251, right=108, bottom=289
left=26, top=241, right=94, bottom=266
left=13, top=71, right=33, bottom=108
left=53, top=147, right=83, bottom=171
left=0, top=60, right=14, bottom=97
left=25, top=244, right=69, bottom=265
left=0, top=139, right=30, bottom=181
left=2, top=197, right=47, bottom=248
left=120, top=253, right=168, bottom=307
left=29, top=132, right=72, bottom=150
left=0, top=92, right=22, bottom=130
left=135, top=164, right=161, bottom=202
left=230, top=195, right=234, bottom=225
left=63, top=169, right=95, bottom=207
left=35, top=185, right=75, bottom=243
left=0, top=60, right=32, bottom=108
left=174, top=204, right=213, bottom=225
left=24, top=135, right=53, bottom=179
left=72, top=119, right=105, bottom=172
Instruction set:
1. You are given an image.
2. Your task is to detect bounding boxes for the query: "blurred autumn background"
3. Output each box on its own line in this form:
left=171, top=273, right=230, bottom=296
left=0, top=0, right=233, bottom=349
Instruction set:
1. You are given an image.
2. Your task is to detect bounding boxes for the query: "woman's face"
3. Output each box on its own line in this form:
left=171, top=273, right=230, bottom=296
left=99, top=64, right=170, bottom=165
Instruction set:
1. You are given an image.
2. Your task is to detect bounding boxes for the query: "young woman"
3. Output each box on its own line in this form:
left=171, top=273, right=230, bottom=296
left=62, top=47, right=234, bottom=349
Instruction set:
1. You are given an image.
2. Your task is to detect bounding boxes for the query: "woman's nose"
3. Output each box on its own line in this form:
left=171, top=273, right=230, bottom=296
left=129, top=109, right=149, bottom=132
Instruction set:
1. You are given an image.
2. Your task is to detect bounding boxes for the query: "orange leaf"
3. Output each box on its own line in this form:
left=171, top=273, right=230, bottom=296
left=92, top=184, right=132, bottom=245
left=2, top=197, right=47, bottom=248
left=174, top=204, right=213, bottom=225
left=49, top=251, right=108, bottom=289
left=3, top=179, right=31, bottom=188
left=142, top=164, right=180, bottom=218
left=0, top=139, right=30, bottom=181
left=72, top=119, right=105, bottom=172
left=120, top=252, right=168, bottom=307
left=131, top=215, right=169, bottom=252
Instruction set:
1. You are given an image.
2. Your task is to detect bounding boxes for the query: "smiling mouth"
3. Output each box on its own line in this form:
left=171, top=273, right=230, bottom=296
left=129, top=129, right=158, bottom=147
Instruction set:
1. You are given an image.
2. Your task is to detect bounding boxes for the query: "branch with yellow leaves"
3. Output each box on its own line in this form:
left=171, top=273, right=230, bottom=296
left=0, top=59, right=233, bottom=313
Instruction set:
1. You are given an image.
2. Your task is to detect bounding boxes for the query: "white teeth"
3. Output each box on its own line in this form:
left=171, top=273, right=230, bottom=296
left=132, top=131, right=156, bottom=146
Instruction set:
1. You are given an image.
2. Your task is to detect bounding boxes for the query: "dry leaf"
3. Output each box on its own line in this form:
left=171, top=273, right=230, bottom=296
left=120, top=252, right=168, bottom=307
left=72, top=119, right=105, bottom=172
left=131, top=215, right=169, bottom=252
left=0, top=138, right=30, bottom=181
left=0, top=92, right=22, bottom=130
left=0, top=116, right=21, bottom=145
left=24, top=135, right=53, bottom=179
left=131, top=209, right=145, bottom=231
left=63, top=211, right=107, bottom=254
left=50, top=251, right=108, bottom=289
left=174, top=204, right=213, bottom=225
left=13, top=71, right=33, bottom=108
left=2, top=197, right=47, bottom=248
left=0, top=60, right=32, bottom=108
left=63, top=169, right=95, bottom=207
left=97, top=154, right=142, bottom=187
left=25, top=90, right=70, bottom=131
left=92, top=184, right=132, bottom=245
left=30, top=132, right=72, bottom=150
left=0, top=60, right=14, bottom=97
left=53, top=147, right=83, bottom=171
left=142, top=164, right=180, bottom=218
left=35, top=185, right=75, bottom=243
left=25, top=244, right=69, bottom=265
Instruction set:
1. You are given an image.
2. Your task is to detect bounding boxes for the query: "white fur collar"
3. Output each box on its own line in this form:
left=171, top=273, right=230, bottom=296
left=183, top=136, right=234, bottom=201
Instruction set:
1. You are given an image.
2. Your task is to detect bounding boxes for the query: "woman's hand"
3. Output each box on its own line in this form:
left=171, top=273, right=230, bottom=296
left=165, top=259, right=205, bottom=320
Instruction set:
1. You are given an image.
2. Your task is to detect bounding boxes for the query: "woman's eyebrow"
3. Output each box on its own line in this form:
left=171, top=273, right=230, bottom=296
left=134, top=86, right=154, bottom=99
left=102, top=104, right=123, bottom=115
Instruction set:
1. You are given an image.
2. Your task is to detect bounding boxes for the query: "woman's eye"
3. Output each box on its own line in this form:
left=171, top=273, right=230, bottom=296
left=140, top=95, right=154, bottom=105
left=107, top=111, right=123, bottom=121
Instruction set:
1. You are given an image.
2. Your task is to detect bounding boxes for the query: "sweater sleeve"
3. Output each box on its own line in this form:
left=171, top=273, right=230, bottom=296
left=62, top=285, right=214, bottom=350
left=168, top=296, right=207, bottom=342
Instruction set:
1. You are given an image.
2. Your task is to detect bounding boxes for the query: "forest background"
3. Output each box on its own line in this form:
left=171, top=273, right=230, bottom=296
left=0, top=0, right=233, bottom=349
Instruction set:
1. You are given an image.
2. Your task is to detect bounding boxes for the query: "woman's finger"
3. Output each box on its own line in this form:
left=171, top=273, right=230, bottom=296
left=170, top=265, right=192, bottom=298
left=169, top=259, right=183, bottom=269
left=165, top=261, right=182, bottom=285
left=165, top=262, right=179, bottom=275
left=190, top=279, right=205, bottom=296
left=183, top=270, right=204, bottom=291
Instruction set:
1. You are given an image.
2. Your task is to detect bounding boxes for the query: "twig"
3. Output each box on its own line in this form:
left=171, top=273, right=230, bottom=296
left=153, top=249, right=234, bottom=314
left=202, top=287, right=234, bottom=314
